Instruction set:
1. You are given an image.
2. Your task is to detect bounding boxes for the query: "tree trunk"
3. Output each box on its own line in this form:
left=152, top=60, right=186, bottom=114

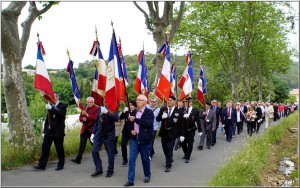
left=1, top=1, right=56, bottom=148
left=231, top=80, right=239, bottom=104
left=3, top=57, right=36, bottom=148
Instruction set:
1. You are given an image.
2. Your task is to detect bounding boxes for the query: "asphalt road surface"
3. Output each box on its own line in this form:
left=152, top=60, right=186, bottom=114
left=1, top=121, right=279, bottom=187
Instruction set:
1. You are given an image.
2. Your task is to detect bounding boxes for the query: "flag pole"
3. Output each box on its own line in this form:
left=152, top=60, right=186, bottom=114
left=163, top=29, right=171, bottom=129
left=200, top=58, right=207, bottom=128
left=94, top=25, right=104, bottom=106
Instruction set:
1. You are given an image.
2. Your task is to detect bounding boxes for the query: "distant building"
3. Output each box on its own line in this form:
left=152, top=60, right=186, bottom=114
left=22, top=69, right=35, bottom=76
left=289, top=89, right=299, bottom=104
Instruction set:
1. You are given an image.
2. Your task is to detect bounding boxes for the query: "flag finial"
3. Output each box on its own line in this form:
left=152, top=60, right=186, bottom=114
left=165, top=30, right=171, bottom=42
left=66, top=48, right=70, bottom=60
left=119, top=36, right=121, bottom=44
left=37, top=32, right=40, bottom=42
left=95, top=25, right=98, bottom=41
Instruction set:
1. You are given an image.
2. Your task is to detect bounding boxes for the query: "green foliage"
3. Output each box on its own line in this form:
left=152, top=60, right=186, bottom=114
left=272, top=76, right=290, bottom=103
left=28, top=93, right=47, bottom=135
left=208, top=113, right=298, bottom=186
left=284, top=95, right=297, bottom=104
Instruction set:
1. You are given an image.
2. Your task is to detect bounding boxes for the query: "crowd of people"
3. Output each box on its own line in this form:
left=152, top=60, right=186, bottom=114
left=33, top=93, right=298, bottom=186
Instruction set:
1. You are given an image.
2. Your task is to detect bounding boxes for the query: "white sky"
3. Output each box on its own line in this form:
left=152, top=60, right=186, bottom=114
left=1, top=1, right=299, bottom=69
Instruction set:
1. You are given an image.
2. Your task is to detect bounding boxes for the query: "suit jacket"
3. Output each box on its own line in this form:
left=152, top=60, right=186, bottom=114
left=79, top=105, right=99, bottom=134
left=93, top=108, right=119, bottom=140
left=211, top=106, right=222, bottom=126
left=44, top=102, right=67, bottom=138
left=156, top=106, right=184, bottom=139
left=236, top=110, right=245, bottom=123
left=221, top=107, right=237, bottom=125
left=182, top=107, right=201, bottom=132
left=199, top=109, right=216, bottom=131
left=254, top=106, right=262, bottom=121
left=128, top=107, right=154, bottom=144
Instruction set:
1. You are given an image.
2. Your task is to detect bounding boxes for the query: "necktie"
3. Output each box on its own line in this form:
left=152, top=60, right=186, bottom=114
left=168, top=108, right=171, bottom=117
left=228, top=108, right=231, bottom=118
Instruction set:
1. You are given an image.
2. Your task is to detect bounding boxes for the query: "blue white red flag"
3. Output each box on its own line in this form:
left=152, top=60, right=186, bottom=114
left=134, top=50, right=148, bottom=97
left=197, top=65, right=207, bottom=106
left=89, top=40, right=106, bottom=96
left=91, top=67, right=104, bottom=107
left=34, top=41, right=56, bottom=104
left=170, top=64, right=177, bottom=96
left=66, top=60, right=84, bottom=110
left=156, top=42, right=171, bottom=101
left=117, top=43, right=128, bottom=104
left=178, top=51, right=194, bottom=101
left=145, top=66, right=150, bottom=98
left=105, top=30, right=120, bottom=112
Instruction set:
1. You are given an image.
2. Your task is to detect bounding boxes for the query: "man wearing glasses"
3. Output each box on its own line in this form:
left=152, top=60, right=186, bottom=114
left=149, top=97, right=161, bottom=159
left=156, top=95, right=184, bottom=173
left=124, top=94, right=154, bottom=186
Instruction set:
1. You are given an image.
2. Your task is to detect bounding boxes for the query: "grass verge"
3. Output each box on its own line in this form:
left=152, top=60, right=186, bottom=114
left=208, top=112, right=298, bottom=186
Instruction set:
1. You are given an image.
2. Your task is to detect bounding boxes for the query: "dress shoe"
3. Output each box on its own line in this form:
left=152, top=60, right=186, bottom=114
left=106, top=172, right=113, bottom=178
left=182, top=155, right=186, bottom=159
left=71, top=159, right=81, bottom=164
left=185, top=159, right=190, bottom=163
left=144, top=176, right=150, bottom=183
left=124, top=182, right=134, bottom=186
left=121, top=160, right=128, bottom=167
left=197, top=146, right=203, bottom=150
left=207, top=146, right=211, bottom=149
left=91, top=171, right=103, bottom=177
left=33, top=165, right=45, bottom=170
left=211, top=143, right=215, bottom=146
left=165, top=167, right=171, bottom=172
left=55, top=166, right=63, bottom=171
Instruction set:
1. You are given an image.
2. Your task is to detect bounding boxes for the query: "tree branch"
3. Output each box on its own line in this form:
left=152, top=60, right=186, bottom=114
left=133, top=1, right=153, bottom=31
left=170, top=1, right=185, bottom=41
left=20, top=2, right=56, bottom=58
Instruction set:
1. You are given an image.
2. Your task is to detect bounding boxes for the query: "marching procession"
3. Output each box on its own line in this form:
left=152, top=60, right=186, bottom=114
left=31, top=25, right=298, bottom=187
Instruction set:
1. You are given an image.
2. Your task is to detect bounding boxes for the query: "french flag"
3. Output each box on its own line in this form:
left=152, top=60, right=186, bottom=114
left=144, top=66, right=150, bottom=98
left=66, top=60, right=84, bottom=110
left=170, top=64, right=177, bottom=96
left=156, top=42, right=171, bottom=101
left=178, top=51, right=194, bottom=101
left=117, top=43, right=128, bottom=104
left=197, top=65, right=207, bottom=106
left=34, top=41, right=55, bottom=104
left=105, top=30, right=120, bottom=112
left=89, top=40, right=106, bottom=96
left=134, top=50, right=148, bottom=97
left=91, top=67, right=104, bottom=107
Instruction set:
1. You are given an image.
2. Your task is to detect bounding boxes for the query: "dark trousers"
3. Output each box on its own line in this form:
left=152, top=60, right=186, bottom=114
left=211, top=129, right=217, bottom=145
left=92, top=133, right=115, bottom=173
left=161, top=137, right=176, bottom=168
left=247, top=121, right=255, bottom=136
left=255, top=121, right=261, bottom=133
left=75, top=130, right=92, bottom=161
left=225, top=119, right=233, bottom=141
left=236, top=122, right=243, bottom=135
left=114, top=136, right=118, bottom=154
left=181, top=131, right=195, bottom=160
left=121, top=132, right=131, bottom=162
left=150, top=130, right=157, bottom=157
left=38, top=135, right=65, bottom=168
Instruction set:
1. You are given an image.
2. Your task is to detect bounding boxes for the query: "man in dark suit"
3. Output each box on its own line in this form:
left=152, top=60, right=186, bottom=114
left=253, top=101, right=262, bottom=133
left=221, top=101, right=237, bottom=142
left=71, top=96, right=99, bottom=164
left=123, top=94, right=154, bottom=186
left=90, top=104, right=119, bottom=178
left=181, top=97, right=201, bottom=163
left=33, top=92, right=67, bottom=171
left=156, top=95, right=184, bottom=173
left=210, top=99, right=222, bottom=146
left=198, top=102, right=216, bottom=150
left=174, top=100, right=184, bottom=150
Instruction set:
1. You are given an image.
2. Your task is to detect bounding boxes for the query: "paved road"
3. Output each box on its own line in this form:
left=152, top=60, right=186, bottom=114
left=1, top=121, right=279, bottom=187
